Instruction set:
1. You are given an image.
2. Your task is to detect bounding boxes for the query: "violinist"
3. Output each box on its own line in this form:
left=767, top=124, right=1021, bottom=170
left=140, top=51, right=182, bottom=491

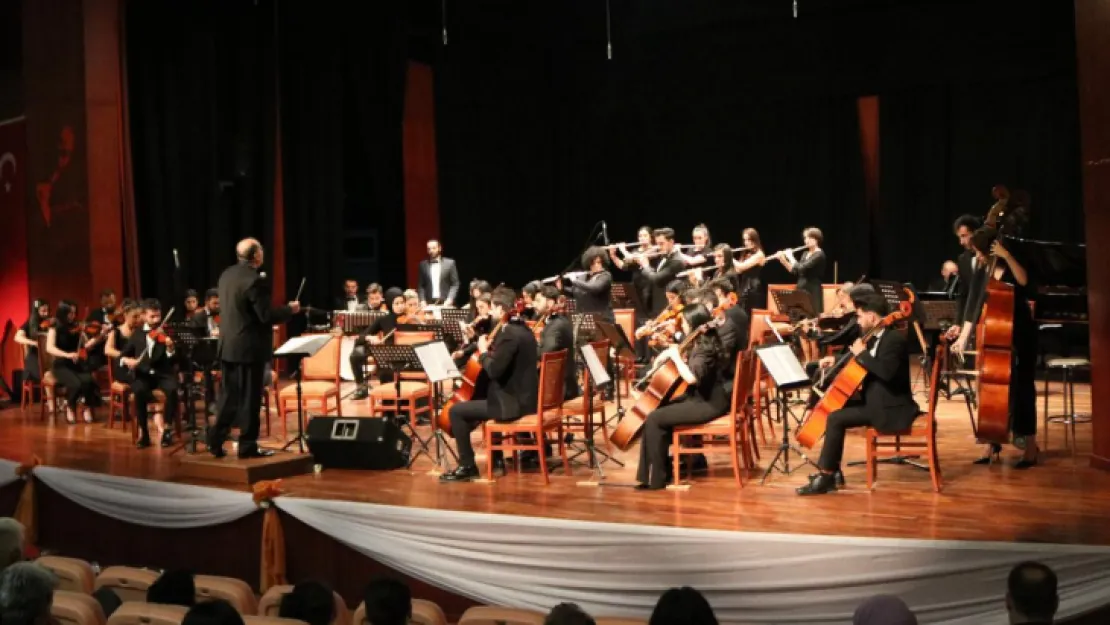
left=797, top=293, right=919, bottom=496
left=533, top=286, right=578, bottom=401
left=400, top=289, right=426, bottom=322
left=14, top=299, right=50, bottom=384
left=84, top=288, right=118, bottom=370
left=519, top=281, right=541, bottom=322
left=952, top=227, right=1038, bottom=469
left=189, top=289, right=220, bottom=337
left=183, top=290, right=199, bottom=320
left=733, top=228, right=766, bottom=311
left=349, top=287, right=406, bottom=400
left=638, top=228, right=685, bottom=316
left=450, top=292, right=493, bottom=367
left=441, top=287, right=539, bottom=483
left=635, top=280, right=687, bottom=349
left=88, top=289, right=118, bottom=324
left=105, top=300, right=158, bottom=432
left=558, top=246, right=614, bottom=323
left=635, top=304, right=730, bottom=490
left=45, top=300, right=101, bottom=423
left=117, top=300, right=179, bottom=448
left=707, top=279, right=750, bottom=354
left=366, top=283, right=387, bottom=312
left=462, top=280, right=492, bottom=311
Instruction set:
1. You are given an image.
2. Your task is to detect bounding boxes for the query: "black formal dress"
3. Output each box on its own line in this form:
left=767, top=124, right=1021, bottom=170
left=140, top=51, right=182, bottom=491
left=816, top=328, right=920, bottom=471
left=210, top=261, right=293, bottom=456
left=791, top=249, right=827, bottom=314
left=637, top=338, right=731, bottom=489
left=19, top=319, right=41, bottom=382
left=538, top=313, right=579, bottom=400
left=50, top=324, right=100, bottom=409
left=119, top=327, right=179, bottom=446
left=83, top=307, right=114, bottom=371
left=565, top=270, right=614, bottom=323
left=640, top=252, right=685, bottom=316
left=447, top=321, right=539, bottom=468
left=737, top=254, right=765, bottom=312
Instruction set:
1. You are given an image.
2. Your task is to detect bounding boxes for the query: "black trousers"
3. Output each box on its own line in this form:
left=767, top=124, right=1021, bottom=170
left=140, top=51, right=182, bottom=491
left=213, top=361, right=265, bottom=447
left=51, top=365, right=99, bottom=408
left=449, top=399, right=507, bottom=467
left=1010, top=326, right=1038, bottom=438
left=132, top=374, right=179, bottom=439
left=637, top=396, right=724, bottom=488
left=816, top=402, right=873, bottom=471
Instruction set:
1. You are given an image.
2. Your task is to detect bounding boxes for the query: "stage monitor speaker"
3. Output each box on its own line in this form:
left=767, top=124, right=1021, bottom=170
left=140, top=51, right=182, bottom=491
left=306, top=417, right=411, bottom=470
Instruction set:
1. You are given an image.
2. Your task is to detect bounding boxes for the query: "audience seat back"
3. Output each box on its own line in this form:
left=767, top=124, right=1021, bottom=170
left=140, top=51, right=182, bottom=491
left=194, top=575, right=258, bottom=614
left=243, top=616, right=309, bottom=625
left=96, top=568, right=162, bottom=604
left=106, top=602, right=187, bottom=625
left=39, top=556, right=97, bottom=594
left=53, top=590, right=107, bottom=625
left=596, top=619, right=648, bottom=625
left=352, top=599, right=446, bottom=625
left=257, top=585, right=351, bottom=625
left=458, top=606, right=545, bottom=625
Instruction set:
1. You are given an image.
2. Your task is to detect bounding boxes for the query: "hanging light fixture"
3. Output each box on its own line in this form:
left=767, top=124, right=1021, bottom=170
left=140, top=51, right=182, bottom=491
left=442, top=0, right=449, bottom=45
left=606, top=0, right=613, bottom=59
left=793, top=0, right=798, bottom=19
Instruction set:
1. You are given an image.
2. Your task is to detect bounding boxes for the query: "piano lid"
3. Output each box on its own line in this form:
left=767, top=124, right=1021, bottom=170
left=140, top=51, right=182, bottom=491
left=1002, top=235, right=1087, bottom=290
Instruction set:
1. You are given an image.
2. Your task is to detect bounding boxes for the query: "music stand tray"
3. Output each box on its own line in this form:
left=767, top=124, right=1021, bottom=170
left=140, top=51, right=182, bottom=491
left=610, top=282, right=644, bottom=316
left=920, top=300, right=958, bottom=332
left=754, top=342, right=816, bottom=484
left=275, top=334, right=334, bottom=453
left=367, top=343, right=441, bottom=470
left=167, top=326, right=210, bottom=456
left=594, top=319, right=634, bottom=422
left=771, top=290, right=816, bottom=323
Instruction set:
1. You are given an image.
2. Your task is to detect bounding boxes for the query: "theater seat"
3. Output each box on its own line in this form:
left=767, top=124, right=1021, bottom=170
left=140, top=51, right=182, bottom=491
left=243, top=617, right=309, bottom=625
left=106, top=602, right=187, bottom=625
left=96, top=567, right=162, bottom=603
left=352, top=599, right=446, bottom=625
left=457, top=606, right=545, bottom=625
left=52, top=590, right=107, bottom=625
left=38, top=556, right=97, bottom=594
left=257, top=585, right=350, bottom=625
left=596, top=619, right=647, bottom=625
left=194, top=575, right=258, bottom=614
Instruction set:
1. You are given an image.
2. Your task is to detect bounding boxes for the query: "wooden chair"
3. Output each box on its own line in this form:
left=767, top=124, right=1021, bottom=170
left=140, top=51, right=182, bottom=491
left=483, top=349, right=569, bottom=483
left=36, top=335, right=64, bottom=421
left=672, top=350, right=758, bottom=487
left=19, top=344, right=41, bottom=412
left=106, top=364, right=132, bottom=434
left=561, top=339, right=614, bottom=458
left=613, top=308, right=637, bottom=398
left=367, top=331, right=434, bottom=429
left=277, top=334, right=342, bottom=428
left=863, top=344, right=944, bottom=492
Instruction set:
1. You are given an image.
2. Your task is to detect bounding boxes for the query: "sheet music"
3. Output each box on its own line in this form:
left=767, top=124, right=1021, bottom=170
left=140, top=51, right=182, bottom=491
left=579, top=344, right=611, bottom=386
left=275, top=334, right=333, bottom=357
left=755, top=343, right=809, bottom=387
left=414, top=341, right=462, bottom=383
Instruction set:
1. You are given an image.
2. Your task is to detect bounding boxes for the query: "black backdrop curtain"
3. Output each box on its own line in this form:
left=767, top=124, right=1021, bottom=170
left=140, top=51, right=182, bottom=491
left=126, top=0, right=277, bottom=307
left=276, top=0, right=407, bottom=311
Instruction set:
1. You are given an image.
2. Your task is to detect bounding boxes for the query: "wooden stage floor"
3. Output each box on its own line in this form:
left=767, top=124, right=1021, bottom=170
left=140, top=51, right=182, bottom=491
left=2, top=372, right=1107, bottom=547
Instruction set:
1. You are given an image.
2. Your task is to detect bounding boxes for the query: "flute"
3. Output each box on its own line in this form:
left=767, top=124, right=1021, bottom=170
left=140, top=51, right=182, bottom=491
left=540, top=270, right=587, bottom=284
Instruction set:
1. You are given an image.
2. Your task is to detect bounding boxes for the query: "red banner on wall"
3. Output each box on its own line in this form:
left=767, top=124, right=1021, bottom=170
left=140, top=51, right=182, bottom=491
left=0, top=117, right=30, bottom=389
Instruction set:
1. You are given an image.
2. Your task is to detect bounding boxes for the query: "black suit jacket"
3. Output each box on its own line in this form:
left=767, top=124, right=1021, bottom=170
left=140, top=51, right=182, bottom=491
left=216, top=261, right=293, bottom=363
left=417, top=257, right=460, bottom=305
left=640, top=252, right=684, bottom=315
left=189, top=309, right=219, bottom=338
left=119, top=327, right=176, bottom=378
left=538, top=314, right=578, bottom=400
left=955, top=250, right=980, bottom=325
left=478, top=321, right=538, bottom=422
left=855, top=328, right=920, bottom=432
left=566, top=270, right=614, bottom=321
left=334, top=295, right=366, bottom=311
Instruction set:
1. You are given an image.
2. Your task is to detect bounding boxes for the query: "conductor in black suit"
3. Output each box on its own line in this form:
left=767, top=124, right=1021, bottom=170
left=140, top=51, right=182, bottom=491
left=797, top=292, right=920, bottom=495
left=417, top=239, right=460, bottom=307
left=208, top=238, right=300, bottom=458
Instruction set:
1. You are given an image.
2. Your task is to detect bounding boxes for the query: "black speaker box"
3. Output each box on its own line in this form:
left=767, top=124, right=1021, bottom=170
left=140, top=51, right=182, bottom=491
left=306, top=417, right=411, bottom=470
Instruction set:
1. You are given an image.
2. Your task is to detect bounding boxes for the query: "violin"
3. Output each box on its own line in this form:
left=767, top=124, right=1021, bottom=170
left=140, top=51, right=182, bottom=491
left=636, top=303, right=684, bottom=340
left=39, top=319, right=57, bottom=330
left=530, top=300, right=567, bottom=339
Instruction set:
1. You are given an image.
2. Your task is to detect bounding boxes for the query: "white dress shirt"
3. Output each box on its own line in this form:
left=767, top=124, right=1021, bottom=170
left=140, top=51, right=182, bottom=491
left=869, top=329, right=884, bottom=357
left=430, top=260, right=442, bottom=299
left=346, top=299, right=359, bottom=312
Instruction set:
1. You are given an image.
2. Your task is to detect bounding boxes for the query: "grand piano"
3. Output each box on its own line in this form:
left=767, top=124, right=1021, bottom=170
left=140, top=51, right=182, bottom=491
left=1005, top=235, right=1088, bottom=358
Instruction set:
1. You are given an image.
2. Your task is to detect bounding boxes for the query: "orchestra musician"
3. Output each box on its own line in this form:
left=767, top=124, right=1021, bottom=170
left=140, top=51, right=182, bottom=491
left=610, top=226, right=655, bottom=313
left=106, top=300, right=163, bottom=437
left=401, top=289, right=425, bottom=321
left=946, top=214, right=983, bottom=342
left=733, top=228, right=766, bottom=311
left=931, top=261, right=960, bottom=298
left=440, top=287, right=539, bottom=483
left=797, top=293, right=919, bottom=496
left=638, top=228, right=685, bottom=316
left=635, top=304, right=730, bottom=490
left=14, top=299, right=50, bottom=385
left=679, top=224, right=713, bottom=268
left=365, top=283, right=387, bottom=312
left=84, top=288, right=118, bottom=371
left=350, top=287, right=405, bottom=400
left=773, top=227, right=828, bottom=315
left=335, top=279, right=365, bottom=311
left=533, top=285, right=578, bottom=400
left=952, top=227, right=1039, bottom=468
left=558, top=246, right=614, bottom=323
left=117, top=300, right=179, bottom=449
left=189, top=289, right=221, bottom=337
left=183, top=289, right=199, bottom=320
left=519, top=281, right=541, bottom=321
left=635, top=279, right=688, bottom=349
left=208, top=238, right=300, bottom=459
left=45, top=300, right=101, bottom=424
left=707, top=279, right=750, bottom=354
left=417, top=239, right=460, bottom=307
left=463, top=279, right=493, bottom=311
left=451, top=292, right=493, bottom=366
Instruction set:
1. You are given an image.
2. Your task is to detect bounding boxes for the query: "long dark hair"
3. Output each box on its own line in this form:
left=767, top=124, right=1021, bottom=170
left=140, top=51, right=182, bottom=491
left=55, top=300, right=77, bottom=327
left=682, top=303, right=727, bottom=364
left=28, top=299, right=47, bottom=337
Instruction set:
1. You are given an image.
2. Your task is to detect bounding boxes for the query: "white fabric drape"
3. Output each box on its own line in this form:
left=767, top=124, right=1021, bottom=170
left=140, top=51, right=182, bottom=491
left=0, top=459, right=21, bottom=489
left=33, top=466, right=256, bottom=528
left=276, top=497, right=1110, bottom=625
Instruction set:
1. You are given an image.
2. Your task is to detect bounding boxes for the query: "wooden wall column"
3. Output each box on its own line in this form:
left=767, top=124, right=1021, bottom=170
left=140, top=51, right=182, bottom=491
left=403, top=61, right=440, bottom=289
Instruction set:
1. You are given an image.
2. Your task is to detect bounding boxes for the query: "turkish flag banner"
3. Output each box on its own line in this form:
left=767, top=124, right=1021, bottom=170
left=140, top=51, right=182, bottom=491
left=0, top=118, right=30, bottom=391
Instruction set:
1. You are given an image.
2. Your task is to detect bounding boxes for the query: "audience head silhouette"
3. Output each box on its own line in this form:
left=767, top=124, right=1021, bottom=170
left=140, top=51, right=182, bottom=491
left=183, top=599, right=245, bottom=625
left=1007, top=561, right=1058, bottom=624
left=280, top=580, right=336, bottom=625
left=0, top=518, right=26, bottom=574
left=0, top=562, right=56, bottom=625
left=852, top=595, right=917, bottom=625
left=147, top=569, right=196, bottom=607
left=363, top=578, right=411, bottom=625
left=649, top=587, right=717, bottom=625
left=544, top=603, right=595, bottom=625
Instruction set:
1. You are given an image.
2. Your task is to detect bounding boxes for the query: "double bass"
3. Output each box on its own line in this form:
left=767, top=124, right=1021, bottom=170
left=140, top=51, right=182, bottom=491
left=796, top=290, right=914, bottom=449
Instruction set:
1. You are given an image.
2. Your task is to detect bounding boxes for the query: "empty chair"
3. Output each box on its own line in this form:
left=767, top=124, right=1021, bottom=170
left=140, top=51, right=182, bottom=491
left=38, top=556, right=97, bottom=594
left=257, top=585, right=350, bottom=625
left=194, top=576, right=257, bottom=615
left=457, top=606, right=545, bottom=625
left=106, top=602, right=188, bottom=625
left=351, top=600, right=446, bottom=625
left=96, top=567, right=162, bottom=604
left=52, top=590, right=107, bottom=625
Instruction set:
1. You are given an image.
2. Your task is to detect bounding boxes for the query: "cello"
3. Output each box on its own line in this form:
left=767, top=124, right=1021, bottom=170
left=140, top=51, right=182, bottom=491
left=610, top=316, right=723, bottom=450
left=796, top=289, right=914, bottom=449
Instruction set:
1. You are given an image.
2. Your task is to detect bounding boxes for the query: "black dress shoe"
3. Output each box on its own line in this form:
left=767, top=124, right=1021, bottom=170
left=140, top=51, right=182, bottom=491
left=808, top=470, right=846, bottom=487
left=160, top=431, right=174, bottom=448
left=796, top=472, right=838, bottom=496
left=635, top=482, right=665, bottom=491
left=238, top=446, right=275, bottom=459
left=972, top=443, right=1003, bottom=465
left=439, top=465, right=480, bottom=482
left=351, top=386, right=369, bottom=400
left=136, top=437, right=151, bottom=450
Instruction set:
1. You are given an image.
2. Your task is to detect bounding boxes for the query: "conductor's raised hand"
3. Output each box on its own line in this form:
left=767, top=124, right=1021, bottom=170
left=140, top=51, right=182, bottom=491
left=289, top=301, right=301, bottom=314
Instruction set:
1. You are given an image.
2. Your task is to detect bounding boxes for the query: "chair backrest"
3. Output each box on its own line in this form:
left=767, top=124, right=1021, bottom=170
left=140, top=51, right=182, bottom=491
left=95, top=567, right=161, bottom=604
left=730, top=350, right=757, bottom=414
left=351, top=599, right=446, bottom=625
left=38, top=555, right=97, bottom=594
left=926, top=344, right=946, bottom=423
left=612, top=309, right=635, bottom=351
left=36, top=334, right=55, bottom=372
left=537, top=349, right=568, bottom=414
left=583, top=340, right=610, bottom=394
left=595, top=619, right=647, bottom=625
left=746, top=309, right=776, bottom=348
left=194, top=575, right=258, bottom=615
left=303, top=335, right=340, bottom=381
left=53, top=590, right=107, bottom=625
left=244, top=617, right=309, bottom=625
left=106, top=603, right=187, bottom=625
left=258, top=585, right=351, bottom=625
left=457, top=606, right=545, bottom=625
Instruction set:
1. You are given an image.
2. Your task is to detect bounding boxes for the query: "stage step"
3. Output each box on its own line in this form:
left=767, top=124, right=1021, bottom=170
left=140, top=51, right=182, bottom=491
left=176, top=450, right=315, bottom=485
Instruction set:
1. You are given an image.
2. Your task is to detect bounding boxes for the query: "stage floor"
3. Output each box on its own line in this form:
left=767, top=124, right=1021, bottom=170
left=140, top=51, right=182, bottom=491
left=2, top=373, right=1107, bottom=547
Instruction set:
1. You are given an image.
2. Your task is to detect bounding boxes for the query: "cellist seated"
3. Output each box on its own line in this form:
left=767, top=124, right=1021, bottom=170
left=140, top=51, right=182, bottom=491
left=797, top=293, right=920, bottom=496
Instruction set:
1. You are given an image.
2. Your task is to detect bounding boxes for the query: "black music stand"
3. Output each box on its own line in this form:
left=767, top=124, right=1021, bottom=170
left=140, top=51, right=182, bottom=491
left=276, top=334, right=334, bottom=453
left=610, top=282, right=645, bottom=316
left=367, top=343, right=437, bottom=468
left=436, top=310, right=469, bottom=351
left=572, top=312, right=599, bottom=345
left=595, top=319, right=634, bottom=423
left=413, top=340, right=462, bottom=473
left=771, top=290, right=815, bottom=324
left=755, top=342, right=816, bottom=484
left=920, top=300, right=961, bottom=398
left=573, top=341, right=621, bottom=486
left=168, top=328, right=217, bottom=456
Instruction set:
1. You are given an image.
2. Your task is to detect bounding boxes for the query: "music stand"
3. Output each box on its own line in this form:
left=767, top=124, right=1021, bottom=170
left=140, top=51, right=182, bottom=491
left=595, top=319, right=634, bottom=422
left=413, top=340, right=463, bottom=473
left=436, top=310, right=469, bottom=352
left=755, top=342, right=816, bottom=484
left=771, top=290, right=816, bottom=324
left=572, top=312, right=598, bottom=344
left=575, top=342, right=619, bottom=487
left=610, top=282, right=644, bottom=316
left=275, top=334, right=334, bottom=453
left=367, top=343, right=437, bottom=468
left=168, top=328, right=217, bottom=456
